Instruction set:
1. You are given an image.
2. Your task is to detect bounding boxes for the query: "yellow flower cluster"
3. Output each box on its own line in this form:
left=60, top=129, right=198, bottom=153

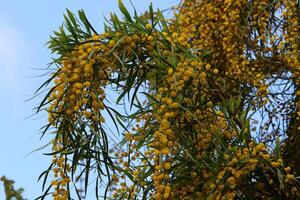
left=47, top=34, right=113, bottom=197
left=109, top=0, right=300, bottom=199
left=51, top=141, right=70, bottom=200
left=47, top=29, right=156, bottom=197
left=45, top=0, right=300, bottom=199
left=48, top=34, right=112, bottom=127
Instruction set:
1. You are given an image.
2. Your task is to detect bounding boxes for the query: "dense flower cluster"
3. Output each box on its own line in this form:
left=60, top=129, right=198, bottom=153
left=46, top=28, right=156, bottom=197
left=108, top=1, right=300, bottom=199
left=50, top=141, right=70, bottom=200
left=42, top=0, right=300, bottom=199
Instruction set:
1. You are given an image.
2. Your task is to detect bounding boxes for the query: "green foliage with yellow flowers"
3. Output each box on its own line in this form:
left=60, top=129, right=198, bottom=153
left=36, top=0, right=300, bottom=199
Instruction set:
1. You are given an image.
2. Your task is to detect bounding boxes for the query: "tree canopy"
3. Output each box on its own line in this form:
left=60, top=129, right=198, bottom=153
left=36, top=0, right=300, bottom=199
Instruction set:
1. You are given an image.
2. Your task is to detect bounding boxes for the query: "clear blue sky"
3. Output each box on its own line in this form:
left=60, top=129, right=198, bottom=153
left=0, top=0, right=172, bottom=199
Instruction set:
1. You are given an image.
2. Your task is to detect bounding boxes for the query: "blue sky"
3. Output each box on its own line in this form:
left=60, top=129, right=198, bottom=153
left=0, top=0, right=172, bottom=199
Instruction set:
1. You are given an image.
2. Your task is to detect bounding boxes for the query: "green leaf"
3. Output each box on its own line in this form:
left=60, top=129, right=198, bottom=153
left=118, top=0, right=132, bottom=22
left=275, top=137, right=281, bottom=159
left=157, top=9, right=169, bottom=32
left=64, top=14, right=79, bottom=43
left=66, top=9, right=77, bottom=27
left=78, top=9, right=98, bottom=35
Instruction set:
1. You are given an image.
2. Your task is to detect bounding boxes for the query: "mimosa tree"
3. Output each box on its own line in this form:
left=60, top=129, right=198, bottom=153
left=36, top=0, right=300, bottom=199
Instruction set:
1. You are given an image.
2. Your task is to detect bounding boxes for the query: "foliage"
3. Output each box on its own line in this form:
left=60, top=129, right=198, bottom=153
left=1, top=176, right=26, bottom=200
left=36, top=0, right=300, bottom=199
